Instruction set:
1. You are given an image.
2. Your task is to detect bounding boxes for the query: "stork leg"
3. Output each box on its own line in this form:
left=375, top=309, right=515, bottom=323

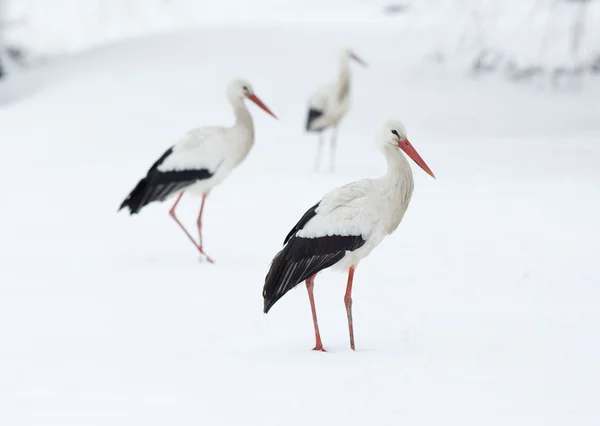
left=344, top=266, right=356, bottom=350
left=196, top=192, right=214, bottom=263
left=329, top=124, right=337, bottom=172
left=168, top=191, right=212, bottom=262
left=306, top=275, right=326, bottom=352
left=314, top=131, right=324, bottom=172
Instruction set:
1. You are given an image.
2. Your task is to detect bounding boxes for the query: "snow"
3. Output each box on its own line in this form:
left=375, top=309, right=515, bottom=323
left=5, top=0, right=393, bottom=53
left=6, top=0, right=600, bottom=71
left=1, top=18, right=600, bottom=426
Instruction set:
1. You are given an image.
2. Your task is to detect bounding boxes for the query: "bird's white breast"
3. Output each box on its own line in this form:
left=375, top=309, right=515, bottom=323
left=309, top=78, right=351, bottom=130
left=158, top=127, right=226, bottom=174
left=163, top=124, right=254, bottom=196
left=296, top=149, right=415, bottom=270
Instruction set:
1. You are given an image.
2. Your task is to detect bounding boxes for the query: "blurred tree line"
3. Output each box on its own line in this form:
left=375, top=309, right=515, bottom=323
left=467, top=0, right=600, bottom=86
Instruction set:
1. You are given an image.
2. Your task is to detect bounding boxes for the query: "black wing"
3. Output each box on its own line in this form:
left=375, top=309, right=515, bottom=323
left=263, top=202, right=365, bottom=313
left=283, top=202, right=320, bottom=244
left=305, top=107, right=324, bottom=132
left=118, top=147, right=213, bottom=214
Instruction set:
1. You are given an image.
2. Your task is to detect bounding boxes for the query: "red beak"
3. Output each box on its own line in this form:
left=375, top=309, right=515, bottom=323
left=350, top=53, right=368, bottom=67
left=247, top=94, right=278, bottom=119
left=398, top=139, right=435, bottom=179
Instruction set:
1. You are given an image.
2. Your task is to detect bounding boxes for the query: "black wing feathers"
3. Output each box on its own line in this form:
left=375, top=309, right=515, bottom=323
left=263, top=235, right=365, bottom=313
left=149, top=147, right=174, bottom=170
left=263, top=202, right=366, bottom=313
left=119, top=146, right=213, bottom=214
left=305, top=108, right=323, bottom=132
left=283, top=202, right=320, bottom=244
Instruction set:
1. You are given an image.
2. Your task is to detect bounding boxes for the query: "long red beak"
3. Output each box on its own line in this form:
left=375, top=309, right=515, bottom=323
left=350, top=53, right=368, bottom=67
left=398, top=139, right=435, bottom=179
left=247, top=94, right=278, bottom=119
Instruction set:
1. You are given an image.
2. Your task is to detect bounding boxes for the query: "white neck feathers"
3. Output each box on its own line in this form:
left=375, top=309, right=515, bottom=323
left=381, top=145, right=414, bottom=201
left=337, top=57, right=351, bottom=101
left=229, top=96, right=255, bottom=135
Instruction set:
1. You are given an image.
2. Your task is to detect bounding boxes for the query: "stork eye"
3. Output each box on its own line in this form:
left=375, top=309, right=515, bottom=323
left=243, top=86, right=249, bottom=92
left=391, top=130, right=399, bottom=137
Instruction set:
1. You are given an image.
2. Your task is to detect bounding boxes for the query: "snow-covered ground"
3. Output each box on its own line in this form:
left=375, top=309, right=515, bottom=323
left=1, top=21, right=599, bottom=426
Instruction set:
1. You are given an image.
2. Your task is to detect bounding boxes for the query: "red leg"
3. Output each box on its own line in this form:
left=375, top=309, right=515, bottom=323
left=196, top=193, right=213, bottom=263
left=196, top=193, right=207, bottom=247
left=344, top=266, right=356, bottom=350
left=306, top=275, right=326, bottom=352
left=168, top=192, right=212, bottom=262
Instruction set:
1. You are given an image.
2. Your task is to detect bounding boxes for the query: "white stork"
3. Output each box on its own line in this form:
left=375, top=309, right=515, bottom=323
left=119, top=79, right=277, bottom=262
left=305, top=48, right=367, bottom=172
left=263, top=119, right=435, bottom=351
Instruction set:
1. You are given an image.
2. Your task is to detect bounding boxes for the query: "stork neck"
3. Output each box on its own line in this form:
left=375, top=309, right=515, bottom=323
left=231, top=97, right=254, bottom=132
left=340, top=53, right=351, bottom=73
left=338, top=56, right=351, bottom=84
left=336, top=57, right=351, bottom=100
left=381, top=144, right=413, bottom=188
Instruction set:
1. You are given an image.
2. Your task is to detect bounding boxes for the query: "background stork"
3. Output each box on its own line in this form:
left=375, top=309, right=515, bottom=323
left=305, top=48, right=367, bottom=172
left=119, top=79, right=277, bottom=262
left=263, top=119, right=435, bottom=351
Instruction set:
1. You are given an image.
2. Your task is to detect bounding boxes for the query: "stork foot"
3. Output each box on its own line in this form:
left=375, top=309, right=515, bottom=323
left=312, top=345, right=327, bottom=352
left=197, top=248, right=214, bottom=264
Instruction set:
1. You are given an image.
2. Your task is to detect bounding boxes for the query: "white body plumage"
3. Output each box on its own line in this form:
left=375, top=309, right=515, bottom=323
left=307, top=50, right=357, bottom=132
left=297, top=130, right=415, bottom=270
left=157, top=81, right=258, bottom=197
left=119, top=78, right=277, bottom=260
left=305, top=49, right=366, bottom=172
left=263, top=120, right=434, bottom=351
left=262, top=119, right=434, bottom=350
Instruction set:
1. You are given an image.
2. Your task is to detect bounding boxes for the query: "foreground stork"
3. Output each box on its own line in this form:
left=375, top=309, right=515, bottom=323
left=263, top=119, right=435, bottom=351
left=119, top=79, right=277, bottom=262
left=305, top=48, right=367, bottom=172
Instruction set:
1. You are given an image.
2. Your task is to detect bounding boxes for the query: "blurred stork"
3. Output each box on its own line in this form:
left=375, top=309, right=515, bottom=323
left=263, top=119, right=435, bottom=351
left=119, top=79, right=277, bottom=262
left=305, top=48, right=367, bottom=172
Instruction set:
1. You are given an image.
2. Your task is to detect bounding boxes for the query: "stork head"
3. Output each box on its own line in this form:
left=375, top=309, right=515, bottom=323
left=343, top=48, right=367, bottom=67
left=381, top=119, right=435, bottom=179
left=227, top=79, right=278, bottom=119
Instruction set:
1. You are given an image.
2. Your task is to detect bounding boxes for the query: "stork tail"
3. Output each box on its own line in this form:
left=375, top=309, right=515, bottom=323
left=119, top=177, right=149, bottom=214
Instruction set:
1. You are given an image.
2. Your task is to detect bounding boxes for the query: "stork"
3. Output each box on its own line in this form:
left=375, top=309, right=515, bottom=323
left=305, top=48, right=367, bottom=172
left=263, top=119, right=435, bottom=351
left=119, top=79, right=277, bottom=262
